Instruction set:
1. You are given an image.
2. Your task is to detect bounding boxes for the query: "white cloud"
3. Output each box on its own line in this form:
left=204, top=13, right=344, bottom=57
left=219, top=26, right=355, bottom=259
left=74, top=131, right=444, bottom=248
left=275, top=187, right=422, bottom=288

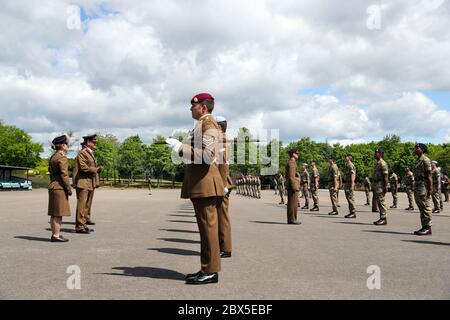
left=1, top=0, right=450, bottom=149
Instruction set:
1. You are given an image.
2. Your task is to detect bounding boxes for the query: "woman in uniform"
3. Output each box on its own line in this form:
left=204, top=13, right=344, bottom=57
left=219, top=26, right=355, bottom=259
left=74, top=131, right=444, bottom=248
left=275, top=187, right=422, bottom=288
left=48, top=134, right=72, bottom=242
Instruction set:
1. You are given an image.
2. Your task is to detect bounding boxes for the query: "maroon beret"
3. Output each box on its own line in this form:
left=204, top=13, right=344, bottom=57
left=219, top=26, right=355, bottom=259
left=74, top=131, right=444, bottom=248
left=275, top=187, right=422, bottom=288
left=191, top=93, right=214, bottom=104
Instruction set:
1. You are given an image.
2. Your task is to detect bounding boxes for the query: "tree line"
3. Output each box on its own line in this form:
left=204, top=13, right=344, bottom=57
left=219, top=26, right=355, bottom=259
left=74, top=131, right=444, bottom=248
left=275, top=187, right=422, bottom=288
left=1, top=120, right=449, bottom=187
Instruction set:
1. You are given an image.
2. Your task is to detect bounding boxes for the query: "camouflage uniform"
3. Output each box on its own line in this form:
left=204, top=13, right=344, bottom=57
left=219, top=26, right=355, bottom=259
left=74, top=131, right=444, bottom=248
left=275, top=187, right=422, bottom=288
left=363, top=177, right=371, bottom=205
left=413, top=154, right=433, bottom=228
left=343, top=160, right=356, bottom=214
left=389, top=173, right=398, bottom=207
left=431, top=166, right=441, bottom=212
left=372, top=159, right=389, bottom=220
left=404, top=171, right=415, bottom=210
left=301, top=168, right=310, bottom=208
left=328, top=163, right=339, bottom=213
left=309, top=166, right=320, bottom=209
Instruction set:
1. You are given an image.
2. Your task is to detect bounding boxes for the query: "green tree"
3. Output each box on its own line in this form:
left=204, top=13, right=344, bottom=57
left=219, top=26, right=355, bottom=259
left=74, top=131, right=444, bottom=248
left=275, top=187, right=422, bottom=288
left=117, top=135, right=145, bottom=184
left=0, top=121, right=43, bottom=168
left=96, top=134, right=120, bottom=181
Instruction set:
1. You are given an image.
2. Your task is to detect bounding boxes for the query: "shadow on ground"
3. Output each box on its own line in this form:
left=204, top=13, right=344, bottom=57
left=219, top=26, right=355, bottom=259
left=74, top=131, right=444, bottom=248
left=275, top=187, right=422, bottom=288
left=402, top=240, right=450, bottom=246
left=159, top=228, right=199, bottom=234
left=157, top=238, right=200, bottom=244
left=249, top=220, right=287, bottom=225
left=14, top=236, right=50, bottom=242
left=101, top=267, right=185, bottom=281
left=148, top=247, right=199, bottom=256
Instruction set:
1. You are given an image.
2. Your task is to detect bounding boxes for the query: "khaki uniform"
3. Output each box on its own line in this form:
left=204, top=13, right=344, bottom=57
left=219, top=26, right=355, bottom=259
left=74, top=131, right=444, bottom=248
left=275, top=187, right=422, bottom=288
left=180, top=114, right=224, bottom=273
left=372, top=159, right=389, bottom=219
left=217, top=131, right=233, bottom=254
left=277, top=174, right=286, bottom=204
left=413, top=154, right=432, bottom=228
left=389, top=173, right=398, bottom=206
left=431, top=167, right=441, bottom=211
left=443, top=175, right=449, bottom=202
left=343, top=161, right=356, bottom=214
left=363, top=177, right=371, bottom=205
left=48, top=151, right=71, bottom=217
left=309, top=167, right=320, bottom=208
left=301, top=169, right=310, bottom=208
left=404, top=171, right=415, bottom=209
left=337, top=170, right=342, bottom=205
left=286, top=158, right=300, bottom=223
left=74, top=148, right=99, bottom=230
left=328, top=164, right=339, bottom=213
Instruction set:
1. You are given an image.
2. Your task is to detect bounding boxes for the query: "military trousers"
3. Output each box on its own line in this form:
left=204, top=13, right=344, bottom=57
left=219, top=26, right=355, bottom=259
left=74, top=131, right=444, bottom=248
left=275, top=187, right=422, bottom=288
left=344, top=185, right=356, bottom=214
left=192, top=196, right=222, bottom=273
left=218, top=194, right=232, bottom=254
left=431, top=185, right=441, bottom=210
left=406, top=186, right=415, bottom=209
left=287, top=190, right=299, bottom=223
left=414, top=182, right=432, bottom=228
left=329, top=188, right=338, bottom=212
left=372, top=191, right=378, bottom=212
left=391, top=190, right=398, bottom=206
left=373, top=182, right=387, bottom=219
left=365, top=189, right=370, bottom=205
left=444, top=187, right=449, bottom=202
left=86, top=188, right=95, bottom=222
left=278, top=187, right=285, bottom=204
left=310, top=187, right=319, bottom=207
left=301, top=184, right=309, bottom=207
left=75, top=188, right=94, bottom=230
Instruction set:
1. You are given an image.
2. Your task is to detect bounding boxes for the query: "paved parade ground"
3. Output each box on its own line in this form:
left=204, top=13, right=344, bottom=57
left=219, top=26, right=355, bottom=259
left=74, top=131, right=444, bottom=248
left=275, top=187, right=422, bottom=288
left=0, top=188, right=449, bottom=300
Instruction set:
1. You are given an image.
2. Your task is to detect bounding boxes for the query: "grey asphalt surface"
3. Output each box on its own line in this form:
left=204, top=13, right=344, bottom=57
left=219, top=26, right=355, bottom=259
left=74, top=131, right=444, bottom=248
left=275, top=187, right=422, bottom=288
left=0, top=188, right=449, bottom=300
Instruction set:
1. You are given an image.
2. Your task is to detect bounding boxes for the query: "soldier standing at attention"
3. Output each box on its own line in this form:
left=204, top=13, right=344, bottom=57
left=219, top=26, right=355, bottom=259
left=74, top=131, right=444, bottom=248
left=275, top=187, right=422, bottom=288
left=443, top=172, right=449, bottom=202
left=309, top=161, right=320, bottom=212
left=413, top=144, right=433, bottom=236
left=431, top=161, right=441, bottom=214
left=215, top=116, right=233, bottom=259
left=74, top=134, right=102, bottom=234
left=343, top=154, right=357, bottom=219
left=277, top=172, right=286, bottom=205
left=274, top=175, right=278, bottom=195
left=438, top=164, right=444, bottom=211
left=372, top=149, right=389, bottom=226
left=286, top=149, right=301, bottom=224
left=363, top=176, right=371, bottom=206
left=389, top=170, right=398, bottom=209
left=404, top=165, right=415, bottom=211
left=165, top=93, right=225, bottom=284
left=48, top=134, right=72, bottom=242
left=336, top=169, right=342, bottom=207
left=327, top=157, right=339, bottom=215
left=300, top=164, right=310, bottom=210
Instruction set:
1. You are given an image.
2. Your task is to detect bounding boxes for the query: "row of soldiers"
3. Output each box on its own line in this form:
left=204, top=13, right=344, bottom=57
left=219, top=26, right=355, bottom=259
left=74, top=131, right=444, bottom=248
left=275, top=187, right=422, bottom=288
left=235, top=175, right=261, bottom=199
left=284, top=144, right=443, bottom=235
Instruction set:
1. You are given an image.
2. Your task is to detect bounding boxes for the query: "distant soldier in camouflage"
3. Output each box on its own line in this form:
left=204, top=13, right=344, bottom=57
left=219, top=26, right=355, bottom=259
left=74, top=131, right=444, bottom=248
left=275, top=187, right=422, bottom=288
left=404, top=165, right=415, bottom=211
left=363, top=176, right=371, bottom=206
left=443, top=172, right=449, bottom=203
left=273, top=175, right=278, bottom=195
left=336, top=169, right=342, bottom=207
left=431, top=161, right=441, bottom=214
left=300, top=163, right=310, bottom=209
left=413, top=143, right=433, bottom=236
left=277, top=172, right=286, bottom=205
left=327, top=157, right=339, bottom=215
left=389, top=170, right=398, bottom=209
left=372, top=149, right=389, bottom=226
left=343, top=154, right=357, bottom=219
left=438, top=165, right=444, bottom=210
left=309, top=161, right=320, bottom=211
left=256, top=176, right=261, bottom=199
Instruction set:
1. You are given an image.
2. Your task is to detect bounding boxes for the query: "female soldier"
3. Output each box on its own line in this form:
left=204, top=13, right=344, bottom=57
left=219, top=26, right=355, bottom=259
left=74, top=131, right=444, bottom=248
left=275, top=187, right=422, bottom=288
left=48, top=134, right=72, bottom=242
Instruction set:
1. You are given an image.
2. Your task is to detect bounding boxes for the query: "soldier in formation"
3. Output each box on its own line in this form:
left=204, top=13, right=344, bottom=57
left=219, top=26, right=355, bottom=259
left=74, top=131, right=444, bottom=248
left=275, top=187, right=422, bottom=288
left=309, top=161, right=320, bottom=211
left=404, top=165, right=415, bottom=211
left=389, top=170, right=398, bottom=209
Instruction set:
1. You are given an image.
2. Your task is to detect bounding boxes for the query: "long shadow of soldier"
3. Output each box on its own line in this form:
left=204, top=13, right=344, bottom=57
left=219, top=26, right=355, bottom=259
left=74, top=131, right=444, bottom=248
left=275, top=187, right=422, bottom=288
left=148, top=247, right=199, bottom=256
left=101, top=267, right=185, bottom=281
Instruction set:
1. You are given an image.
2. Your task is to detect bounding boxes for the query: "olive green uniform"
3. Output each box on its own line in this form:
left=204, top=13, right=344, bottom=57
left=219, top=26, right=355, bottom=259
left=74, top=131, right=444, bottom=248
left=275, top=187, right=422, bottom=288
left=301, top=169, right=310, bottom=208
left=431, top=167, right=441, bottom=211
left=343, top=161, right=356, bottom=214
left=328, top=164, right=339, bottom=213
left=389, top=173, right=398, bottom=206
left=413, top=154, right=433, bottom=228
left=309, top=167, right=320, bottom=208
left=372, top=159, right=389, bottom=220
left=363, top=177, right=371, bottom=205
left=404, top=171, right=415, bottom=209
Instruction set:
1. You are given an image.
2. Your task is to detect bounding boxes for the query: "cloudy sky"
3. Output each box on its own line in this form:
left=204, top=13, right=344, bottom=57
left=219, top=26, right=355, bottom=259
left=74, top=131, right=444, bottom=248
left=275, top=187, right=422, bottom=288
left=1, top=0, right=450, bottom=152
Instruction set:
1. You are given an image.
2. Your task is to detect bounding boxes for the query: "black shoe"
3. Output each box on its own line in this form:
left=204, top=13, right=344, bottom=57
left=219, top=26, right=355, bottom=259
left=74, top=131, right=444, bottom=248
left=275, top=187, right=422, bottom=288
left=432, top=209, right=440, bottom=214
left=390, top=205, right=397, bottom=209
left=185, top=272, right=218, bottom=285
left=75, top=228, right=90, bottom=234
left=310, top=207, right=319, bottom=212
left=364, top=203, right=370, bottom=206
left=414, top=227, right=432, bottom=236
left=288, top=221, right=302, bottom=225
left=328, top=211, right=338, bottom=216
left=345, top=213, right=356, bottom=219
left=220, top=251, right=232, bottom=258
left=51, top=235, right=69, bottom=242
left=185, top=271, right=201, bottom=280
left=373, top=219, right=387, bottom=226
left=301, top=206, right=309, bottom=210
left=372, top=210, right=379, bottom=213
left=86, top=221, right=96, bottom=225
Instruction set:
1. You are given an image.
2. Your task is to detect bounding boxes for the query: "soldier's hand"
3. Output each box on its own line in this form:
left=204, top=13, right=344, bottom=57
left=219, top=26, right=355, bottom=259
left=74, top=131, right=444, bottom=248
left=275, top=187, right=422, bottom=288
left=166, top=138, right=182, bottom=152
left=67, top=190, right=72, bottom=196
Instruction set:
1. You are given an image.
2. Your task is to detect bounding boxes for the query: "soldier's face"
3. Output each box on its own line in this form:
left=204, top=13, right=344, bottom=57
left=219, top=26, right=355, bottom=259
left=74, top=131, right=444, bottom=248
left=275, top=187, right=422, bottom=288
left=374, top=153, right=381, bottom=160
left=190, top=103, right=207, bottom=120
left=414, top=147, right=422, bottom=156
